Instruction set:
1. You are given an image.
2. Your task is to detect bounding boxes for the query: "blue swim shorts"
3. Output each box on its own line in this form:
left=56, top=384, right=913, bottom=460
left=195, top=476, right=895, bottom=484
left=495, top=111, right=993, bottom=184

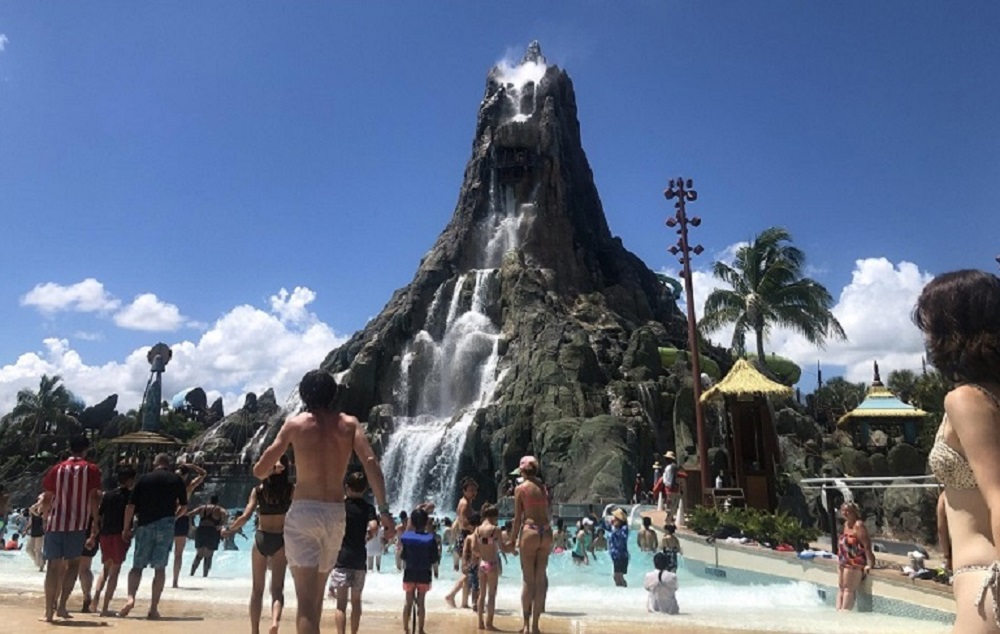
left=132, top=516, right=175, bottom=569
left=43, top=530, right=87, bottom=561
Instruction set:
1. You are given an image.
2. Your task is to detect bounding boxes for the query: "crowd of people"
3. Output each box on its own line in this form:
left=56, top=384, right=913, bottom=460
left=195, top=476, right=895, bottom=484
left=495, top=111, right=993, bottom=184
left=3, top=372, right=685, bottom=634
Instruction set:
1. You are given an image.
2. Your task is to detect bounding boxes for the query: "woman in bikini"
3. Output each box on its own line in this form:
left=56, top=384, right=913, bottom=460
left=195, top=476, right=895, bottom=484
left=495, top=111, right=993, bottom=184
left=225, top=454, right=294, bottom=634
left=509, top=455, right=552, bottom=634
left=172, top=462, right=207, bottom=588
left=188, top=494, right=228, bottom=577
left=474, top=503, right=504, bottom=631
left=836, top=501, right=874, bottom=610
left=916, top=269, right=1000, bottom=633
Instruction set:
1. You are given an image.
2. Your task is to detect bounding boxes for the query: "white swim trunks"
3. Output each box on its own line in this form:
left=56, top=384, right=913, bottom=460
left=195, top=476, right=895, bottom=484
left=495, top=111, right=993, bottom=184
left=283, top=500, right=346, bottom=572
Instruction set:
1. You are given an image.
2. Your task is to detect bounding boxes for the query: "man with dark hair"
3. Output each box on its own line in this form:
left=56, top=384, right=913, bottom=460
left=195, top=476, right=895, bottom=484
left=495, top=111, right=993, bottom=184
left=92, top=465, right=136, bottom=615
left=119, top=453, right=187, bottom=619
left=444, top=477, right=478, bottom=607
left=328, top=471, right=377, bottom=634
left=39, top=435, right=102, bottom=622
left=254, top=369, right=395, bottom=634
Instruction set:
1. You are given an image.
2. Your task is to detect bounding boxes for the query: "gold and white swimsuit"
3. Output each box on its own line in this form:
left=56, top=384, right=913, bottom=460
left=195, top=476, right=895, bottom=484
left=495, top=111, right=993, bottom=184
left=928, top=384, right=1000, bottom=626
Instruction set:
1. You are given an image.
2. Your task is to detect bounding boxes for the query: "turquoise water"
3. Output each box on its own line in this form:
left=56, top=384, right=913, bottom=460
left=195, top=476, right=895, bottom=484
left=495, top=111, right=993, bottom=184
left=0, top=534, right=949, bottom=633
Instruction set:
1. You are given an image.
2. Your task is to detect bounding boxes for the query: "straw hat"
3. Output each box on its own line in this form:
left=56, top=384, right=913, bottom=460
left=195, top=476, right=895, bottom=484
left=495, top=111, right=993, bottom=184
left=652, top=461, right=662, bottom=469
left=663, top=451, right=677, bottom=461
left=612, top=508, right=628, bottom=524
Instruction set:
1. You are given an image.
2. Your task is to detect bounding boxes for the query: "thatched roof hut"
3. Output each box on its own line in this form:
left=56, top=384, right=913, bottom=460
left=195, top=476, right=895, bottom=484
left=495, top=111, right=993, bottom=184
left=700, top=358, right=793, bottom=403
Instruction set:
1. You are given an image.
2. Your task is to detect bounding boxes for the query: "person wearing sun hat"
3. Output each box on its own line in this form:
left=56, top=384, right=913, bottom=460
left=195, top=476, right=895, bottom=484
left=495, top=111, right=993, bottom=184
left=661, top=451, right=682, bottom=518
left=603, top=507, right=631, bottom=587
left=509, top=455, right=551, bottom=634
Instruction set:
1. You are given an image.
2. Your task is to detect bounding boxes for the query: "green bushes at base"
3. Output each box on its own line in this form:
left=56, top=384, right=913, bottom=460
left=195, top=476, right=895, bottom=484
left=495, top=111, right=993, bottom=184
left=658, top=347, right=721, bottom=380
left=685, top=505, right=820, bottom=551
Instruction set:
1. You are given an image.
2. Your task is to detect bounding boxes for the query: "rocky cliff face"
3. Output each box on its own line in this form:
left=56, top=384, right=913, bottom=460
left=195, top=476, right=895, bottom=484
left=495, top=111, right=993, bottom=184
left=318, top=43, right=688, bottom=508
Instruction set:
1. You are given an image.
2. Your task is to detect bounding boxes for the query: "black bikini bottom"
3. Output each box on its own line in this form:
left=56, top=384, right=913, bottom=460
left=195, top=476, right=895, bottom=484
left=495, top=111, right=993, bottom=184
left=255, top=531, right=284, bottom=557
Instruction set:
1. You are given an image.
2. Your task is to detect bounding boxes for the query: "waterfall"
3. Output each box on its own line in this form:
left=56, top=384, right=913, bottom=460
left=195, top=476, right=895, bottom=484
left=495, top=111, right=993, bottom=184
left=382, top=268, right=502, bottom=513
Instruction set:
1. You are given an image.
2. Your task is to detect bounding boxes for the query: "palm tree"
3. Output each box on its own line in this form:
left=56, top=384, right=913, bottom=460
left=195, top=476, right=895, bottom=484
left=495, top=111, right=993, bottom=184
left=12, top=374, right=75, bottom=456
left=699, top=226, right=847, bottom=361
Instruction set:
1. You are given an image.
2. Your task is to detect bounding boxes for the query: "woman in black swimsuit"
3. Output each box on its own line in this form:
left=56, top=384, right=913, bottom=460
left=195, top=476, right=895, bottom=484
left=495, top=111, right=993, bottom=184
left=173, top=462, right=206, bottom=588
left=225, top=454, right=294, bottom=634
left=188, top=494, right=228, bottom=577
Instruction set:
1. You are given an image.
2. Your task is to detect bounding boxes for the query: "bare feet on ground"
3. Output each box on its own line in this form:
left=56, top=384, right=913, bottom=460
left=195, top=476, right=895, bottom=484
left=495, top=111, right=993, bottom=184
left=118, top=598, right=135, bottom=617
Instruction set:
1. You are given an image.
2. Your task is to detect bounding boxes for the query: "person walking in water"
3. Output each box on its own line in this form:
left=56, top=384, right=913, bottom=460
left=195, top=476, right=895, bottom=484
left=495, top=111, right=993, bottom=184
left=225, top=454, right=294, bottom=634
left=92, top=465, right=136, bottom=616
left=444, top=476, right=478, bottom=607
left=119, top=453, right=188, bottom=619
left=509, top=455, right=552, bottom=634
left=254, top=369, right=395, bottom=634
left=604, top=507, right=631, bottom=587
left=327, top=471, right=377, bottom=634
left=474, top=503, right=505, bottom=631
left=39, top=435, right=102, bottom=622
left=188, top=494, right=227, bottom=577
left=172, top=462, right=206, bottom=588
left=399, top=506, right=438, bottom=634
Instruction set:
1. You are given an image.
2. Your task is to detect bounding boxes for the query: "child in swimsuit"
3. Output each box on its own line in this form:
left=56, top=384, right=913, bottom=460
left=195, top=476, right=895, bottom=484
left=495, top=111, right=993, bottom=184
left=400, top=507, right=439, bottom=634
left=474, top=504, right=504, bottom=630
left=460, top=512, right=482, bottom=610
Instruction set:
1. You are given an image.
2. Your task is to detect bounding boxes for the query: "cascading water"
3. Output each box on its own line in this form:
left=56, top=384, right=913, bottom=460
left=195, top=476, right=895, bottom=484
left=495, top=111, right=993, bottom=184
left=379, top=55, right=547, bottom=514
left=381, top=270, right=502, bottom=513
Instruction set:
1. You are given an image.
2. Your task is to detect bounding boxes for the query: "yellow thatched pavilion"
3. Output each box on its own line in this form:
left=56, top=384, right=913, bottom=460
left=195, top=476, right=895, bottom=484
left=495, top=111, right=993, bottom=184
left=701, top=358, right=793, bottom=511
left=837, top=362, right=928, bottom=449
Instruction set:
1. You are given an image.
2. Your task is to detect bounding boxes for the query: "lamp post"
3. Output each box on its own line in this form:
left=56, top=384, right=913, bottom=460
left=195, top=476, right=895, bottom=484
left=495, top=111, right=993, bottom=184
left=664, top=177, right=711, bottom=496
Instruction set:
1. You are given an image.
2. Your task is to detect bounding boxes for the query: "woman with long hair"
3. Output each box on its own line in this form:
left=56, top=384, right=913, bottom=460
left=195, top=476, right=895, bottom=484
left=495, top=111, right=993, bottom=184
left=225, top=454, right=294, bottom=634
left=918, top=269, right=1000, bottom=632
left=172, top=462, right=207, bottom=588
left=836, top=501, right=874, bottom=610
left=509, top=456, right=551, bottom=634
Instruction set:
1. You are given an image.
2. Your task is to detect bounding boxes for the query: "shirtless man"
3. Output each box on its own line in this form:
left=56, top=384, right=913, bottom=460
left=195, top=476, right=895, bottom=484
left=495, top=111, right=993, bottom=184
left=636, top=516, right=657, bottom=552
left=444, top=477, right=478, bottom=607
left=254, top=369, right=395, bottom=634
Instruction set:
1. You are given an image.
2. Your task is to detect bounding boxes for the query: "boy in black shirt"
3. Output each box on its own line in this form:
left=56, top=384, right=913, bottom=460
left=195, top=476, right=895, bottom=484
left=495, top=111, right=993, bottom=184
left=328, top=472, right=377, bottom=634
left=92, top=465, right=136, bottom=616
left=400, top=507, right=438, bottom=634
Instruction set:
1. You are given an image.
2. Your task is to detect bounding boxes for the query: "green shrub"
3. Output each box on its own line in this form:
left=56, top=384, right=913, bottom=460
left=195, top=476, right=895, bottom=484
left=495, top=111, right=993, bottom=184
left=746, top=354, right=802, bottom=386
left=684, top=505, right=820, bottom=550
left=658, top=347, right=721, bottom=380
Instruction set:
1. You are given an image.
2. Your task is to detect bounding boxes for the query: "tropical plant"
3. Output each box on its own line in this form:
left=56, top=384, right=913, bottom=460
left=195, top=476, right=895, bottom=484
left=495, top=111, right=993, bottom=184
left=686, top=505, right=820, bottom=550
left=807, top=376, right=867, bottom=430
left=11, top=374, right=79, bottom=455
left=658, top=347, right=721, bottom=379
left=699, top=227, right=847, bottom=361
left=746, top=353, right=802, bottom=386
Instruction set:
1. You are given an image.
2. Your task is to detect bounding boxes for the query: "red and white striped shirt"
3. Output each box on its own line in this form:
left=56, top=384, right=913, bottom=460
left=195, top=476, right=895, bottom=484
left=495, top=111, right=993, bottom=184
left=43, top=457, right=101, bottom=533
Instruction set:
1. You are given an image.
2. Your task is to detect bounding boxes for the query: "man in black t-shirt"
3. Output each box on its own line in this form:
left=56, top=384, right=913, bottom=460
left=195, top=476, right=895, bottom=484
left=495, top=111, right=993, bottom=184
left=328, top=472, right=377, bottom=634
left=92, top=465, right=136, bottom=615
left=118, top=454, right=187, bottom=619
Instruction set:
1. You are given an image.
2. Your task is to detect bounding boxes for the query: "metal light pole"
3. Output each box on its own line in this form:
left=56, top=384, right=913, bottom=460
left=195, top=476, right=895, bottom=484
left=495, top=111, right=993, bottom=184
left=664, top=177, right=711, bottom=496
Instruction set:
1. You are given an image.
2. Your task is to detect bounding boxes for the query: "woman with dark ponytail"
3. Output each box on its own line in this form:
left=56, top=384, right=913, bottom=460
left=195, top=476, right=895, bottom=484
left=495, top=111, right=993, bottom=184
left=225, top=454, right=294, bottom=634
left=644, top=550, right=679, bottom=614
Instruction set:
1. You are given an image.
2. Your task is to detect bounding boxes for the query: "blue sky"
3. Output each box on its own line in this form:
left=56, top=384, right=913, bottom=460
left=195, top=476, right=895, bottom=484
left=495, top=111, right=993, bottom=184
left=1, top=2, right=998, bottom=414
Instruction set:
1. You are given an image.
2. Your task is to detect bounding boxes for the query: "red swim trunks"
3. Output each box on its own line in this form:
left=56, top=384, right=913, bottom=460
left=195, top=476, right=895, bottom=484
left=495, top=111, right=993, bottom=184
left=402, top=582, right=431, bottom=593
left=99, top=534, right=129, bottom=565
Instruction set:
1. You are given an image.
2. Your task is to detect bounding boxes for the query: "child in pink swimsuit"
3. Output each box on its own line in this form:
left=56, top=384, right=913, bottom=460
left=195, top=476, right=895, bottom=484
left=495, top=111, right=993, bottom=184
left=474, top=503, right=504, bottom=630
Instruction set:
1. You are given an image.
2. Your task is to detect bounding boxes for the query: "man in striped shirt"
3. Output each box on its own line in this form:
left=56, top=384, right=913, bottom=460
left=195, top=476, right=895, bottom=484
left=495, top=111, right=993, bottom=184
left=40, top=435, right=102, bottom=622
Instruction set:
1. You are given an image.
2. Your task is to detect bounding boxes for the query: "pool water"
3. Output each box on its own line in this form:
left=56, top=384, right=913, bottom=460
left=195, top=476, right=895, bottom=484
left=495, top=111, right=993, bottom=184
left=0, top=534, right=949, bottom=633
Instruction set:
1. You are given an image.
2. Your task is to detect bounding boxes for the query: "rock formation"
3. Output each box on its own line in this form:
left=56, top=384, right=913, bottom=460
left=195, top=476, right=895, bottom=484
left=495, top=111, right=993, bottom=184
left=320, top=43, right=689, bottom=509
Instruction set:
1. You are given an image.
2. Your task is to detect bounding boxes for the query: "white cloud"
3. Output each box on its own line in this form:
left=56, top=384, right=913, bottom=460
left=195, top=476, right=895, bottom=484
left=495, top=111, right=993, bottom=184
left=73, top=331, right=104, bottom=342
left=270, top=287, right=317, bottom=326
left=21, top=278, right=121, bottom=315
left=113, top=293, right=187, bottom=332
left=676, top=246, right=933, bottom=386
left=772, top=258, right=932, bottom=382
left=0, top=287, right=348, bottom=417
left=0, top=34, right=8, bottom=52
